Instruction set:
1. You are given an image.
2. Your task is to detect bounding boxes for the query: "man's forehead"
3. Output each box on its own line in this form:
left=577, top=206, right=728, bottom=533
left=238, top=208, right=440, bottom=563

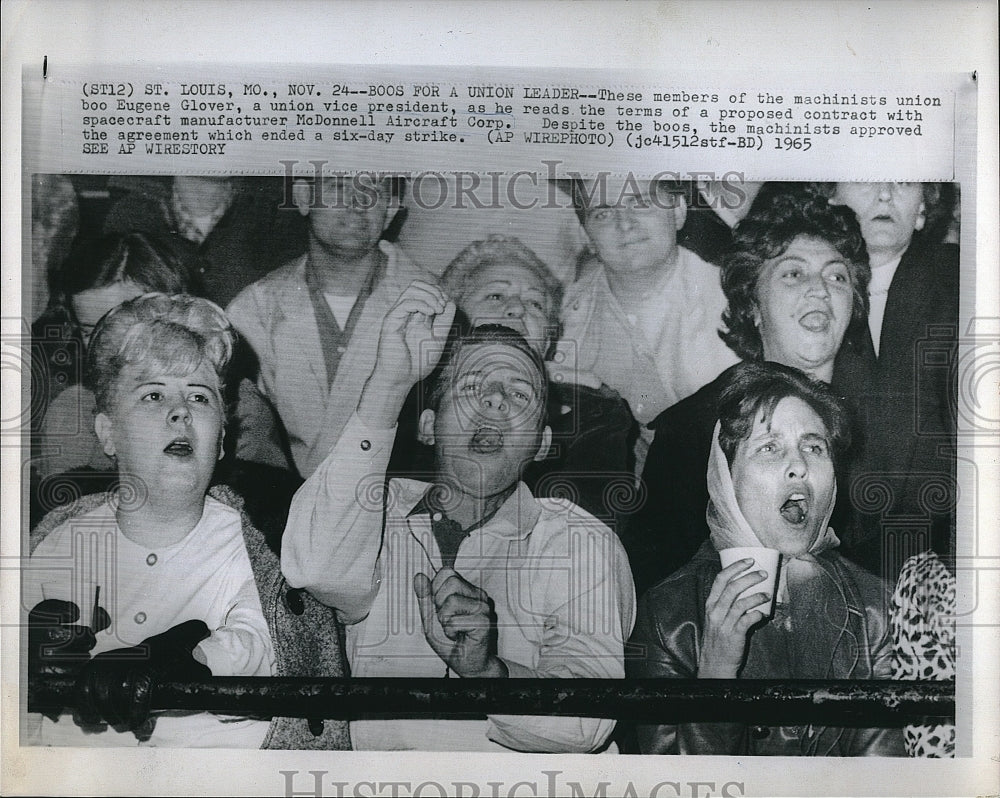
left=579, top=175, right=676, bottom=204
left=472, top=261, right=547, bottom=292
left=454, top=342, right=543, bottom=383
left=319, top=175, right=391, bottom=193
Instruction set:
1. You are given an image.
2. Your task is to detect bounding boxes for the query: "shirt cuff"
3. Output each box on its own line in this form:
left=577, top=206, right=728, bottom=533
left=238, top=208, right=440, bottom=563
left=340, top=411, right=397, bottom=457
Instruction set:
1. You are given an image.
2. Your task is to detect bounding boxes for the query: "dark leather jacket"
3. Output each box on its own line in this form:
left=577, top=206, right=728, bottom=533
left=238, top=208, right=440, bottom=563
left=627, top=541, right=905, bottom=756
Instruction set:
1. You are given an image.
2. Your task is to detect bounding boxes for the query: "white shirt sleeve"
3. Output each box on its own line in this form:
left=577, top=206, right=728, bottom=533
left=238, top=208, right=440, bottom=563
left=195, top=576, right=276, bottom=677
left=280, top=412, right=397, bottom=622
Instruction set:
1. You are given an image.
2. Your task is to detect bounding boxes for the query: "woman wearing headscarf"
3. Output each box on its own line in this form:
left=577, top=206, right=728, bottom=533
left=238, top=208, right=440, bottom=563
left=623, top=188, right=872, bottom=595
left=627, top=361, right=904, bottom=756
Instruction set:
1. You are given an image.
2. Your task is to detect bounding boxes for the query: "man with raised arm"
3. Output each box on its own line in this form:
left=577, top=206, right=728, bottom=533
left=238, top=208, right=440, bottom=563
left=281, top=280, right=635, bottom=752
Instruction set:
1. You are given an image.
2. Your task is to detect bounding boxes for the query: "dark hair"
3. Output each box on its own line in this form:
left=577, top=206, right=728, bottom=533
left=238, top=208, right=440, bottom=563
left=716, top=361, right=851, bottom=470
left=55, top=232, right=193, bottom=310
left=424, top=323, right=549, bottom=428
left=441, top=235, right=563, bottom=352
left=568, top=176, right=687, bottom=227
left=720, top=190, right=871, bottom=361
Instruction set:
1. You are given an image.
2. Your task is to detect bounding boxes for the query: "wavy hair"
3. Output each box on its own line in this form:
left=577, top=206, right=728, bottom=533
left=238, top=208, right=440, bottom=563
left=720, top=190, right=870, bottom=361
left=86, top=293, right=235, bottom=414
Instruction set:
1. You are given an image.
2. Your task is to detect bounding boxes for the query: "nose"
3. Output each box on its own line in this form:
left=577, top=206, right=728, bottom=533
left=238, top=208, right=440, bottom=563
left=479, top=385, right=509, bottom=417
left=504, top=297, right=525, bottom=318
left=167, top=400, right=192, bottom=426
left=875, top=182, right=894, bottom=201
left=786, top=449, right=808, bottom=480
left=614, top=209, right=636, bottom=232
left=805, top=271, right=830, bottom=298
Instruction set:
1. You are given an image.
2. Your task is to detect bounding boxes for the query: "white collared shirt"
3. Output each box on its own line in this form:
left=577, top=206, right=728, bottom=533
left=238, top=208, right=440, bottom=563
left=868, top=254, right=903, bottom=357
left=281, top=413, right=636, bottom=752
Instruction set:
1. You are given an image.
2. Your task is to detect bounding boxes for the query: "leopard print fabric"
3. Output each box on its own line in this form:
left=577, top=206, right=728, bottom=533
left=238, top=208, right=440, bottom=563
left=889, top=551, right=956, bottom=757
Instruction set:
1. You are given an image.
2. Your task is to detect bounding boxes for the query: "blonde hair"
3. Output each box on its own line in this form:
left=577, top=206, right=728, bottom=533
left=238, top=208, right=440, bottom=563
left=85, top=293, right=235, bottom=413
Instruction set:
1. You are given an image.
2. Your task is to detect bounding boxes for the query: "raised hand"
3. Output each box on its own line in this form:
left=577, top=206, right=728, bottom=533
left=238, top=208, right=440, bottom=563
left=360, top=279, right=456, bottom=428
left=696, top=560, right=770, bottom=679
left=413, top=567, right=506, bottom=678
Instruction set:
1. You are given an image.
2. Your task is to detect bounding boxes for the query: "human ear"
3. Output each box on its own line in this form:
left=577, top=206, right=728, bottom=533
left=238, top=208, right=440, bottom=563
left=914, top=201, right=926, bottom=232
left=532, top=426, right=553, bottom=462
left=672, top=195, right=688, bottom=231
left=417, top=409, right=436, bottom=446
left=292, top=180, right=313, bottom=218
left=94, top=412, right=116, bottom=457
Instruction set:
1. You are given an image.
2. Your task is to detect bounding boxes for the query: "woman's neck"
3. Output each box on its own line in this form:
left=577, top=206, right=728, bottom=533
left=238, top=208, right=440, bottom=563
left=804, top=362, right=835, bottom=383
left=116, top=494, right=207, bottom=548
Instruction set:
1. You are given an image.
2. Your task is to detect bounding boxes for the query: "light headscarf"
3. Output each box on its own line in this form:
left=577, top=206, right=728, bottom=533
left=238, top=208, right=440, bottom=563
left=706, top=420, right=840, bottom=603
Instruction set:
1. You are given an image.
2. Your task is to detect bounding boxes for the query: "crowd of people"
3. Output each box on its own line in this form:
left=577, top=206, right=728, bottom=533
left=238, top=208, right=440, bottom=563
left=25, top=173, right=959, bottom=757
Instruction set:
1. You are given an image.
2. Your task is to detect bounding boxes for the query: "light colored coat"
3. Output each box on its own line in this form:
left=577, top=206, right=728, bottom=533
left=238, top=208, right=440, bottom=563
left=226, top=251, right=433, bottom=477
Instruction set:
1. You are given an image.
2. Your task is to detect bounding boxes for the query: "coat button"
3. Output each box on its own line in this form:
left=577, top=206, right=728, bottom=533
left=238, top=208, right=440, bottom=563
left=134, top=612, right=147, bottom=624
left=146, top=553, right=157, bottom=566
left=360, top=439, right=371, bottom=451
left=284, top=587, right=305, bottom=615
left=750, top=725, right=770, bottom=739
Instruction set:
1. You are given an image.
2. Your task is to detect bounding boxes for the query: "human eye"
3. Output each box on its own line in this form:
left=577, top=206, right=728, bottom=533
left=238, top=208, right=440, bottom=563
left=485, top=292, right=505, bottom=302
left=527, top=297, right=545, bottom=311
left=826, top=266, right=850, bottom=283
left=803, top=439, right=829, bottom=456
left=755, top=438, right=781, bottom=456
left=189, top=392, right=211, bottom=404
left=589, top=208, right=612, bottom=223
left=141, top=391, right=162, bottom=402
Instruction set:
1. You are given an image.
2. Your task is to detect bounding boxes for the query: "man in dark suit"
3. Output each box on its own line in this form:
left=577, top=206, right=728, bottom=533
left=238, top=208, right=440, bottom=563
left=830, top=182, right=959, bottom=581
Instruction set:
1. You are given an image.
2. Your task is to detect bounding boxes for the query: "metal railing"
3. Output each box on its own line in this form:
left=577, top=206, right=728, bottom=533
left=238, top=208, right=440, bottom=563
left=29, top=676, right=954, bottom=724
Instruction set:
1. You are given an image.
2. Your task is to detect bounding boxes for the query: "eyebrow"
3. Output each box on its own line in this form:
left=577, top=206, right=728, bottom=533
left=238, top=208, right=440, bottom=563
left=457, top=371, right=538, bottom=391
left=773, top=255, right=848, bottom=267
left=509, top=381, right=538, bottom=398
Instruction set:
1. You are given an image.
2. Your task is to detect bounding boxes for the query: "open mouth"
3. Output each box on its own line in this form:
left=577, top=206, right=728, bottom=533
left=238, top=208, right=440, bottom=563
left=779, top=492, right=809, bottom=525
left=163, top=438, right=194, bottom=457
left=476, top=316, right=526, bottom=336
left=799, top=310, right=831, bottom=332
left=469, top=425, right=504, bottom=455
